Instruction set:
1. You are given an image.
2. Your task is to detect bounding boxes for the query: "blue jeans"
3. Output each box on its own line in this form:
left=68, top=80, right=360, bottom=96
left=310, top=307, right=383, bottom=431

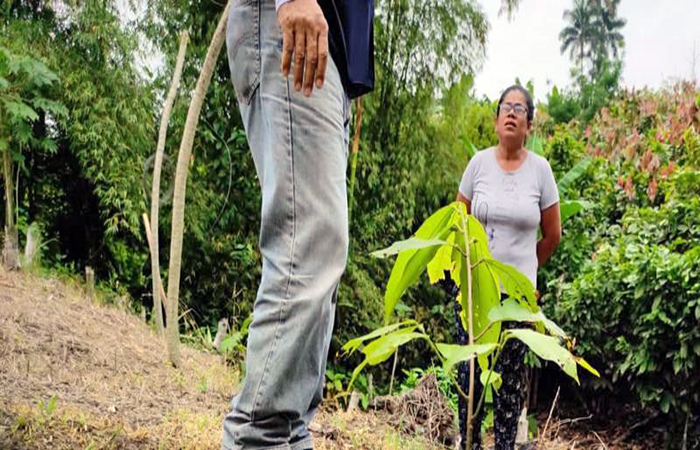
left=222, top=1, right=350, bottom=449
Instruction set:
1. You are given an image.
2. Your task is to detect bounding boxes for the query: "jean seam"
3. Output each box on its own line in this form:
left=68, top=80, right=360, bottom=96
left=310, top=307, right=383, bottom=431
left=247, top=3, right=284, bottom=422
left=249, top=77, right=296, bottom=424
left=283, top=78, right=297, bottom=300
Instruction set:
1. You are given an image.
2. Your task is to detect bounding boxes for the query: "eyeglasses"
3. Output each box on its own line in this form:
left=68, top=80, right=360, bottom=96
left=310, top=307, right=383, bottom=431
left=499, top=103, right=528, bottom=117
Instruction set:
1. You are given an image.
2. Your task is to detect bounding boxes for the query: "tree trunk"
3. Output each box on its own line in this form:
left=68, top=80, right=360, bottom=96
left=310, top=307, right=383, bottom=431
left=165, top=2, right=230, bottom=367
left=347, top=98, right=364, bottom=223
left=150, top=31, right=189, bottom=333
left=2, top=147, right=19, bottom=270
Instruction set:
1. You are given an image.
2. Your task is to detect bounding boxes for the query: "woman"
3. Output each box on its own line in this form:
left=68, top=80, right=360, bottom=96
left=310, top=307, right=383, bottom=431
left=454, top=85, right=561, bottom=450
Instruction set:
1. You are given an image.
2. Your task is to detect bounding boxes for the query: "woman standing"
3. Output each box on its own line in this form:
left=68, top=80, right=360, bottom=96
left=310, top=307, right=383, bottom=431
left=454, top=85, right=561, bottom=450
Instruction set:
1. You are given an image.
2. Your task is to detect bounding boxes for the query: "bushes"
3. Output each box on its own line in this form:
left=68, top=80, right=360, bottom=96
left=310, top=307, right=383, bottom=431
left=547, top=179, right=700, bottom=437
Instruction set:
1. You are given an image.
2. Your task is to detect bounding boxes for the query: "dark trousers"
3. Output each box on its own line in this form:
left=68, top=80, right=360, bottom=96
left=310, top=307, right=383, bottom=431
left=453, top=297, right=527, bottom=450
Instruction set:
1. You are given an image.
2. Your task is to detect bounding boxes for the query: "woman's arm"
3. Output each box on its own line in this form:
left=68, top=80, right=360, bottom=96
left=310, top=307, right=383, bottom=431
left=537, top=202, right=561, bottom=267
left=456, top=191, right=472, bottom=214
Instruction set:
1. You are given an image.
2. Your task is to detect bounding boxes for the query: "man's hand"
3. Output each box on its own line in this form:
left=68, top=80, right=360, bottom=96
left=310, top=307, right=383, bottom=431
left=278, top=0, right=329, bottom=96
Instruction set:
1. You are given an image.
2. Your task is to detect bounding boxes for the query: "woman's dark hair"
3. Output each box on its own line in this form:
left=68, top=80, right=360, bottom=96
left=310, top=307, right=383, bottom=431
left=496, top=85, right=534, bottom=122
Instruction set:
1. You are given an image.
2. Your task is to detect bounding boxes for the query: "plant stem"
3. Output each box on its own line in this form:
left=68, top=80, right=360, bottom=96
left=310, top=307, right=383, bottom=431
left=166, top=2, right=230, bottom=367
left=473, top=344, right=503, bottom=417
left=347, top=97, right=363, bottom=223
left=459, top=206, right=476, bottom=450
left=2, top=136, right=19, bottom=270
left=388, top=347, right=398, bottom=396
left=151, top=30, right=188, bottom=333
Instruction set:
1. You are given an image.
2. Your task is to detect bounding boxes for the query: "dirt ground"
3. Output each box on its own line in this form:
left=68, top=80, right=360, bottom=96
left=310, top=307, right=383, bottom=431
left=0, top=267, right=659, bottom=449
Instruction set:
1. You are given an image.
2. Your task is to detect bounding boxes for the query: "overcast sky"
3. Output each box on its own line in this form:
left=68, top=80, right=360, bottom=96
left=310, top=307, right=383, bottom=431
left=474, top=0, right=700, bottom=102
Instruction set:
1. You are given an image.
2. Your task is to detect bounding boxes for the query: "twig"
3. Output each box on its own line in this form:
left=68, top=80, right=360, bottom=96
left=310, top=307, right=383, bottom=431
left=539, top=386, right=560, bottom=448
left=142, top=213, right=169, bottom=311
left=474, top=321, right=496, bottom=342
left=388, top=347, right=399, bottom=396
left=683, top=412, right=690, bottom=450
left=612, top=412, right=659, bottom=444
left=593, top=431, right=608, bottom=450
left=556, top=414, right=594, bottom=426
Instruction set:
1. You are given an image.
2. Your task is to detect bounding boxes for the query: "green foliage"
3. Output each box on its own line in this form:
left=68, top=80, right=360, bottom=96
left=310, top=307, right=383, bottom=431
left=552, top=197, right=700, bottom=423
left=346, top=202, right=597, bottom=409
left=543, top=60, right=622, bottom=127
left=535, top=85, right=700, bottom=442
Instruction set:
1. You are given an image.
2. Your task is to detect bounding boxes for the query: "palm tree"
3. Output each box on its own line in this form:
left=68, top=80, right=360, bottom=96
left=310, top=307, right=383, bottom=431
left=559, top=0, right=596, bottom=72
left=591, top=0, right=626, bottom=62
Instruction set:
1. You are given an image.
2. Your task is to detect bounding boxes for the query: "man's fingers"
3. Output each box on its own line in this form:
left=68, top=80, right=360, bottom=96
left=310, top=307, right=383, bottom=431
left=293, top=28, right=306, bottom=91
left=281, top=27, right=295, bottom=78
left=303, top=29, right=319, bottom=96
left=316, top=27, right=328, bottom=89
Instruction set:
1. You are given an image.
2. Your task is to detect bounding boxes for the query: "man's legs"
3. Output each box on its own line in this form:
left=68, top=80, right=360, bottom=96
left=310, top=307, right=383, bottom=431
left=222, top=1, right=349, bottom=449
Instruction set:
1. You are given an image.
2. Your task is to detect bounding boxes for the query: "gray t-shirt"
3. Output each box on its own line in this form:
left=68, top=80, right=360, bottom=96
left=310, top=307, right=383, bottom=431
left=459, top=147, right=559, bottom=286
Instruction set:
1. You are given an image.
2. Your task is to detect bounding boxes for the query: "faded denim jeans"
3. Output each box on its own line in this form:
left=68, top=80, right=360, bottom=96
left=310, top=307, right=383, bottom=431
left=221, top=0, right=350, bottom=449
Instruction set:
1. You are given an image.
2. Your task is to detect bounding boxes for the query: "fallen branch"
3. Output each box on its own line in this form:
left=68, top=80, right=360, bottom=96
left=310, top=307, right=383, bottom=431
left=556, top=414, right=594, bottom=427
left=539, top=386, right=560, bottom=448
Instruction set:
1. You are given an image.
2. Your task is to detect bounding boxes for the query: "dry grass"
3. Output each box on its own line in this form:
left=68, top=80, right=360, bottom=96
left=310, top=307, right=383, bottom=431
left=0, top=267, right=657, bottom=449
left=312, top=409, right=447, bottom=450
left=0, top=268, right=447, bottom=449
left=0, top=267, right=238, bottom=449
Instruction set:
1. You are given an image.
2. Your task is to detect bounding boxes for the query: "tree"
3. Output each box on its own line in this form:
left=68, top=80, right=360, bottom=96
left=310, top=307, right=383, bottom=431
left=589, top=0, right=626, bottom=76
left=560, top=0, right=626, bottom=79
left=165, top=1, right=230, bottom=367
left=0, top=47, right=66, bottom=269
left=150, top=31, right=188, bottom=333
left=559, top=0, right=596, bottom=73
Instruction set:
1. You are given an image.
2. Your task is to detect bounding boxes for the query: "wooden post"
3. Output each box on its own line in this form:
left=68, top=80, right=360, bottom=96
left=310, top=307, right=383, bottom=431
left=85, top=266, right=95, bottom=296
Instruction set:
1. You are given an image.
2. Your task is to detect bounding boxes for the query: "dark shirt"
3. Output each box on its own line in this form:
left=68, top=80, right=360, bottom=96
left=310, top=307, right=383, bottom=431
left=319, top=0, right=375, bottom=99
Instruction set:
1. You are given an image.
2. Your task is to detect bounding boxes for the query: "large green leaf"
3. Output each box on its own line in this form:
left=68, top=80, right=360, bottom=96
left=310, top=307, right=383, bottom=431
left=459, top=211, right=501, bottom=344
left=347, top=329, right=429, bottom=389
left=485, top=259, right=537, bottom=307
left=341, top=320, right=419, bottom=356
left=382, top=204, right=458, bottom=324
left=574, top=355, right=601, bottom=378
left=480, top=369, right=502, bottom=390
left=362, top=331, right=428, bottom=365
left=560, top=199, right=593, bottom=224
left=436, top=342, right=498, bottom=372
left=0, top=76, right=8, bottom=89
left=557, top=157, right=592, bottom=193
left=488, top=298, right=567, bottom=338
left=427, top=232, right=456, bottom=284
left=505, top=329, right=579, bottom=383
left=371, top=237, right=448, bottom=258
